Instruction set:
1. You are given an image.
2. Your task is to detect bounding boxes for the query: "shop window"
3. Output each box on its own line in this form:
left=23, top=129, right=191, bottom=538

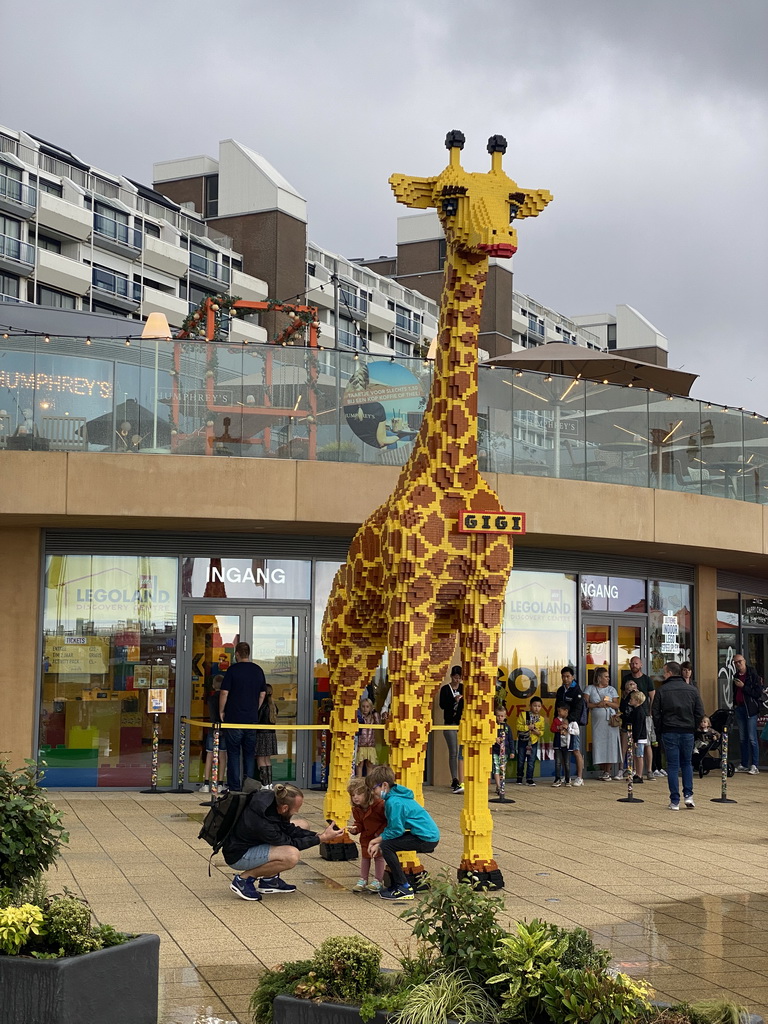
left=580, top=575, right=646, bottom=614
left=742, top=594, right=768, bottom=627
left=648, top=580, right=693, bottom=681
left=39, top=554, right=178, bottom=788
left=180, top=557, right=311, bottom=600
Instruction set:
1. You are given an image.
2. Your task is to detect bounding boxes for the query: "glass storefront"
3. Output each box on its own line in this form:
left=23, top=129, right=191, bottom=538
left=37, top=545, right=697, bottom=787
left=716, top=588, right=768, bottom=768
left=39, top=555, right=178, bottom=787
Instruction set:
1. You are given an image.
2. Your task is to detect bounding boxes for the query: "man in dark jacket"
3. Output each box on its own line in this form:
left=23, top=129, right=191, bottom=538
left=439, top=666, right=464, bottom=794
left=553, top=667, right=585, bottom=785
left=223, top=783, right=340, bottom=901
left=652, top=661, right=706, bottom=811
left=732, top=654, right=763, bottom=774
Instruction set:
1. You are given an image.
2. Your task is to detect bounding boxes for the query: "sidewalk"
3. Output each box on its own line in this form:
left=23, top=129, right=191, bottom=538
left=46, top=772, right=768, bottom=1024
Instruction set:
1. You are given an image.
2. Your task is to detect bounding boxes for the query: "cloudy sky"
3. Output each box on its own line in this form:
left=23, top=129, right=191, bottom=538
left=3, top=0, right=766, bottom=410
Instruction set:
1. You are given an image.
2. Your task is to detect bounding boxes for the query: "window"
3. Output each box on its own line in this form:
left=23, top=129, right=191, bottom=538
left=205, top=175, right=219, bottom=218
left=143, top=221, right=161, bottom=239
left=39, top=286, right=76, bottom=309
left=0, top=272, right=19, bottom=300
left=38, top=235, right=62, bottom=254
left=337, top=317, right=366, bottom=350
left=438, top=238, right=447, bottom=270
left=394, top=304, right=421, bottom=335
left=0, top=215, right=21, bottom=239
left=395, top=340, right=411, bottom=356
left=39, top=179, right=63, bottom=197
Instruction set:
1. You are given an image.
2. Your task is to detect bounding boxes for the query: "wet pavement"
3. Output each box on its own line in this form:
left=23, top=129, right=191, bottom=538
left=46, top=772, right=768, bottom=1023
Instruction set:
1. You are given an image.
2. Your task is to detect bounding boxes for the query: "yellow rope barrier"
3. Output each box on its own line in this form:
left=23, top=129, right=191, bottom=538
left=181, top=718, right=458, bottom=731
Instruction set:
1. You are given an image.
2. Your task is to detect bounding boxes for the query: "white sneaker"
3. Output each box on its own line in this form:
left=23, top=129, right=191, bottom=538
left=736, top=765, right=750, bottom=773
left=652, top=770, right=663, bottom=778
left=551, top=779, right=563, bottom=788
left=684, top=796, right=695, bottom=808
left=572, top=777, right=584, bottom=786
left=645, top=773, right=654, bottom=780
left=668, top=802, right=680, bottom=811
left=659, top=769, right=668, bottom=776
left=748, top=765, right=760, bottom=775
left=613, top=773, right=625, bottom=780
left=199, top=783, right=210, bottom=793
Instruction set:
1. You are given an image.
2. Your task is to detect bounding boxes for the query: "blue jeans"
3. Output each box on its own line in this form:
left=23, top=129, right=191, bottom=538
left=224, top=728, right=257, bottom=792
left=735, top=707, right=759, bottom=768
left=516, top=739, right=537, bottom=782
left=662, top=732, right=694, bottom=804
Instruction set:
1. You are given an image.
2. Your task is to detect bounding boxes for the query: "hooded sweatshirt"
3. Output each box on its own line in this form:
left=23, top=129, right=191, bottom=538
left=380, top=783, right=440, bottom=843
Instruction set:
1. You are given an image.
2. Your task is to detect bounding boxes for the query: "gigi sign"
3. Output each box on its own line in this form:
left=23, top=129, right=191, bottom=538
left=458, top=511, right=526, bottom=535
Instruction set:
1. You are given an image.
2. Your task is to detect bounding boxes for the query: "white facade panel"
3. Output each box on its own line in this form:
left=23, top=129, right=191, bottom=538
left=153, top=155, right=219, bottom=183
left=37, top=250, right=91, bottom=295
left=367, top=299, right=396, bottom=332
left=141, top=287, right=188, bottom=326
left=217, top=140, right=307, bottom=222
left=37, top=193, right=92, bottom=241
left=396, top=211, right=442, bottom=245
left=143, top=235, right=188, bottom=278
left=229, top=318, right=267, bottom=344
left=231, top=268, right=268, bottom=302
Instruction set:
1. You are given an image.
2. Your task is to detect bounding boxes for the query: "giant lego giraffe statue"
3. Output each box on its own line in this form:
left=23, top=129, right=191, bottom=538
left=322, top=131, right=552, bottom=888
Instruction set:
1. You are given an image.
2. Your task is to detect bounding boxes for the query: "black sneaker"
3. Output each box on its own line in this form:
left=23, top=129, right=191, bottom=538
left=257, top=874, right=297, bottom=894
left=230, top=875, right=262, bottom=901
left=379, top=884, right=415, bottom=901
left=516, top=779, right=524, bottom=785
left=632, top=775, right=644, bottom=784
left=526, top=780, right=536, bottom=786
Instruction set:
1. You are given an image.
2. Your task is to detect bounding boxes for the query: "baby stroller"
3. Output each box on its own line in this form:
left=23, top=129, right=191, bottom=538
left=692, top=708, right=735, bottom=778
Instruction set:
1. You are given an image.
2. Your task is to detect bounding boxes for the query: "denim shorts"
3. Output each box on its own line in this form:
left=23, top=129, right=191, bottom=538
left=229, top=844, right=273, bottom=872
left=570, top=734, right=581, bottom=752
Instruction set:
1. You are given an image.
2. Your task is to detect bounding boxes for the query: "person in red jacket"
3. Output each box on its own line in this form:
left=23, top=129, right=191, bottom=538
left=346, top=777, right=387, bottom=893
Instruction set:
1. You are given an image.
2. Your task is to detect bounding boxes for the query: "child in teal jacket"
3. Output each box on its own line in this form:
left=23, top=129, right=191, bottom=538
left=366, top=764, right=440, bottom=901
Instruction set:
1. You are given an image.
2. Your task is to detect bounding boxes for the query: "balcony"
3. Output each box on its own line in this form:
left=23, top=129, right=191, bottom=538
left=36, top=192, right=92, bottom=241
left=91, top=268, right=142, bottom=310
left=93, top=214, right=142, bottom=259
left=0, top=174, right=36, bottom=219
left=37, top=249, right=91, bottom=295
left=142, top=285, right=189, bottom=325
left=187, top=252, right=230, bottom=289
left=143, top=235, right=188, bottom=278
left=231, top=268, right=268, bottom=303
left=339, top=288, right=367, bottom=320
left=0, top=234, right=35, bottom=277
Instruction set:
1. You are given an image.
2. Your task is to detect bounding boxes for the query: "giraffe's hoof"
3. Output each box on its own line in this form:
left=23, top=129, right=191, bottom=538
left=319, top=840, right=359, bottom=862
left=457, top=866, right=505, bottom=891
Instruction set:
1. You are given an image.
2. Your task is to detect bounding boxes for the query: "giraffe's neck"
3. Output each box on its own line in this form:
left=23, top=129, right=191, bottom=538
left=395, top=248, right=488, bottom=493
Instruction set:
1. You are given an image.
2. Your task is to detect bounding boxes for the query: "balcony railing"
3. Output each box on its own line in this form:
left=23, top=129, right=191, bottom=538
left=93, top=213, right=142, bottom=251
left=339, top=288, right=368, bottom=316
left=91, top=268, right=142, bottom=303
left=0, top=173, right=36, bottom=210
left=188, top=252, right=230, bottom=285
left=0, top=233, right=35, bottom=267
left=0, top=336, right=765, bottom=505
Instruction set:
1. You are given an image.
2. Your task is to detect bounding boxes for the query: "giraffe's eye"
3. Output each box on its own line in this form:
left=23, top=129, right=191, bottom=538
left=442, top=197, right=459, bottom=217
left=509, top=204, right=519, bottom=223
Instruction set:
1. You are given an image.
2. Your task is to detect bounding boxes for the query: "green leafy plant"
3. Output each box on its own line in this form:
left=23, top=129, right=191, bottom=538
left=310, top=935, right=382, bottom=1003
left=250, top=959, right=315, bottom=1024
left=486, top=919, right=569, bottom=1019
left=0, top=760, right=69, bottom=897
left=400, top=871, right=506, bottom=985
left=671, top=1000, right=748, bottom=1024
left=534, top=918, right=612, bottom=972
left=0, top=903, right=45, bottom=955
left=541, top=965, right=653, bottom=1024
left=43, top=894, right=93, bottom=955
left=92, top=922, right=132, bottom=948
left=392, top=969, right=498, bottom=1024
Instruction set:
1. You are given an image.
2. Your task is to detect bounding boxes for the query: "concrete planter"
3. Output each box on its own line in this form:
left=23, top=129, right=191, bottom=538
left=0, top=932, right=159, bottom=1024
left=273, top=995, right=389, bottom=1024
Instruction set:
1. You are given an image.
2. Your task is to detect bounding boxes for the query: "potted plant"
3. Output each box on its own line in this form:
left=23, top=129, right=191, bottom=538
left=316, top=440, right=361, bottom=462
left=250, top=872, right=757, bottom=1024
left=0, top=760, right=159, bottom=1024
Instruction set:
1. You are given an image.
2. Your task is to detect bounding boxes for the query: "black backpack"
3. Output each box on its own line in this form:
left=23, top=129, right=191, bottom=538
left=198, top=786, right=257, bottom=874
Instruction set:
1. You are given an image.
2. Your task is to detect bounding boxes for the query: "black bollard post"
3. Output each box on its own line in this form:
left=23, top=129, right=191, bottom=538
left=711, top=726, right=737, bottom=804
left=618, top=723, right=643, bottom=803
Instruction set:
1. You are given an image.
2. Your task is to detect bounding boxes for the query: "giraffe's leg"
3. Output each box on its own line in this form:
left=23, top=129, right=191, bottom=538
left=385, top=598, right=442, bottom=885
left=457, top=596, right=505, bottom=890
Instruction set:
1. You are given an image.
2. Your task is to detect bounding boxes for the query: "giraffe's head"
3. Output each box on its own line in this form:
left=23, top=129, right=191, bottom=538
left=390, top=131, right=552, bottom=259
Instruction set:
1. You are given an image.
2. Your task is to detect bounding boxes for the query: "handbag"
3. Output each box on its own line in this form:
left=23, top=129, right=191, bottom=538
left=608, top=712, right=622, bottom=728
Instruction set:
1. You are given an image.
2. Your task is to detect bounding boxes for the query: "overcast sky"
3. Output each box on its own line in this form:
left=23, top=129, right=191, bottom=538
left=3, top=0, right=766, bottom=411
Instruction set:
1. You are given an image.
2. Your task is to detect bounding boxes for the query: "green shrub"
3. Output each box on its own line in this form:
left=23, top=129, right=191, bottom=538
left=400, top=871, right=506, bottom=984
left=542, top=965, right=653, bottom=1024
left=311, top=935, right=382, bottom=1003
left=44, top=895, right=93, bottom=954
left=250, top=959, right=315, bottom=1024
left=92, top=922, right=132, bottom=948
left=486, top=919, right=569, bottom=1018
left=0, top=760, right=69, bottom=897
left=534, top=918, right=612, bottom=972
left=0, top=903, right=45, bottom=955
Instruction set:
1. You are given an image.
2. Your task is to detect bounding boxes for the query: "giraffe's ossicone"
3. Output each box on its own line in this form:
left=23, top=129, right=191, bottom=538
left=322, top=132, right=552, bottom=889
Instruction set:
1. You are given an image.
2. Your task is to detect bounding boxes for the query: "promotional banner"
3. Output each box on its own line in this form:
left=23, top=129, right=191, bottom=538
left=343, top=360, right=424, bottom=450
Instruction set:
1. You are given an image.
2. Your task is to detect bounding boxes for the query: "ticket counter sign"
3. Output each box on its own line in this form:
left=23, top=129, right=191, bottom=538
left=457, top=511, right=526, bottom=535
left=45, top=636, right=109, bottom=675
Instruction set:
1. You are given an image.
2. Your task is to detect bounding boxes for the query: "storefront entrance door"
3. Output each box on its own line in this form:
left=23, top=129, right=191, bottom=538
left=583, top=618, right=647, bottom=692
left=743, top=630, right=768, bottom=768
left=179, top=604, right=310, bottom=788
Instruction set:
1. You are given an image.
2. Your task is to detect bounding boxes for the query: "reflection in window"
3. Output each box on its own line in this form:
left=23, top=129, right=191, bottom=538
left=39, top=554, right=178, bottom=788
left=648, top=580, right=692, bottom=681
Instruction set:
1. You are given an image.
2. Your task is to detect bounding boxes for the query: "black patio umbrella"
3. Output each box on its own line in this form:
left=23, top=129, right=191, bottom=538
left=82, top=399, right=172, bottom=451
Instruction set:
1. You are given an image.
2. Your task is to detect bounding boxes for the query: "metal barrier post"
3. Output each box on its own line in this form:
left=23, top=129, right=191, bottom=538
left=174, top=717, right=192, bottom=793
left=201, top=726, right=221, bottom=808
left=711, top=725, right=737, bottom=804
left=490, top=730, right=515, bottom=804
left=141, top=714, right=162, bottom=794
left=618, top=724, right=643, bottom=803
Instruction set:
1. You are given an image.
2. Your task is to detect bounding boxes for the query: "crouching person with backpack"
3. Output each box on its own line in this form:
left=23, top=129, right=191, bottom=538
left=223, top=783, right=340, bottom=901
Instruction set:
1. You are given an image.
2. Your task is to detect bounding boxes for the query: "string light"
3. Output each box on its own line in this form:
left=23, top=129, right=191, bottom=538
left=85, top=337, right=91, bottom=346
left=125, top=338, right=131, bottom=347
left=43, top=335, right=50, bottom=343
